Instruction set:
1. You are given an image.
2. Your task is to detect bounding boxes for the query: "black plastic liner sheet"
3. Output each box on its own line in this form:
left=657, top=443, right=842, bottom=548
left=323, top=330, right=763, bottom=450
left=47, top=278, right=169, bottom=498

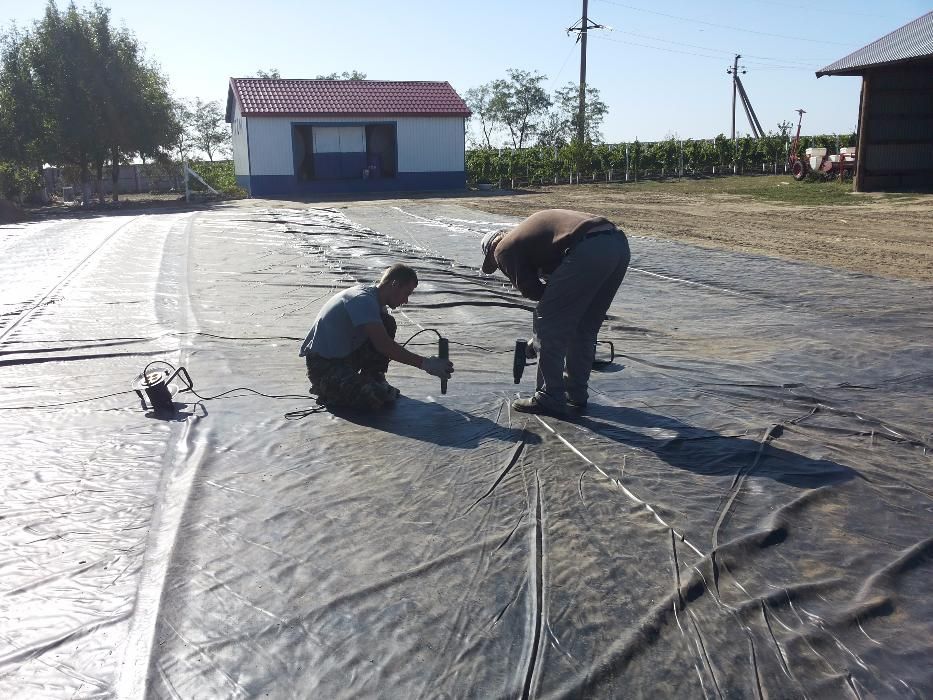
left=0, top=203, right=930, bottom=698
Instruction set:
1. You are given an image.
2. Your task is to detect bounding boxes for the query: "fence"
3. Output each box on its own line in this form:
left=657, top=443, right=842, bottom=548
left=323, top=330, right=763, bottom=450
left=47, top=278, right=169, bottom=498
left=42, top=160, right=234, bottom=198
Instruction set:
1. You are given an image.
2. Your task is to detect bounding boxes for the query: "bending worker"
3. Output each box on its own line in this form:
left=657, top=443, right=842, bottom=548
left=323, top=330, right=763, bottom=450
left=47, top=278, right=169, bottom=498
left=299, top=264, right=453, bottom=411
left=481, top=209, right=630, bottom=416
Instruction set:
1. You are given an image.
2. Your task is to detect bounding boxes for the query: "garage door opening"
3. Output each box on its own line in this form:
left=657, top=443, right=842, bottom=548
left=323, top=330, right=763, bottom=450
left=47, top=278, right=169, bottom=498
left=365, top=124, right=397, bottom=179
left=293, top=124, right=397, bottom=181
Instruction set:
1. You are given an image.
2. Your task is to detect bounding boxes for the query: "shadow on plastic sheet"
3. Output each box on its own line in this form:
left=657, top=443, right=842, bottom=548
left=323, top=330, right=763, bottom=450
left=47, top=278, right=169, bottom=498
left=142, top=400, right=208, bottom=422
left=329, top=395, right=540, bottom=449
left=576, top=404, right=858, bottom=488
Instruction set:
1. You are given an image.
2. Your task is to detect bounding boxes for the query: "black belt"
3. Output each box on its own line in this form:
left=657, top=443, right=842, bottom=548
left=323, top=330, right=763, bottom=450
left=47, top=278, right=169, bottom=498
left=563, top=226, right=618, bottom=256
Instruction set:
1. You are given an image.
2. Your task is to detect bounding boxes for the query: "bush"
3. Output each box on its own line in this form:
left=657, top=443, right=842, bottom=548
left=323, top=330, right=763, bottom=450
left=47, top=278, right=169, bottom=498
left=189, top=160, right=243, bottom=195
left=0, top=162, right=42, bottom=201
left=466, top=132, right=858, bottom=183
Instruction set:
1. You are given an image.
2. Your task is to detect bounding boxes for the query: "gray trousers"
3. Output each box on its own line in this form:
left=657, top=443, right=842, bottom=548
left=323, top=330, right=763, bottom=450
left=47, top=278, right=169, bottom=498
left=533, top=230, right=630, bottom=410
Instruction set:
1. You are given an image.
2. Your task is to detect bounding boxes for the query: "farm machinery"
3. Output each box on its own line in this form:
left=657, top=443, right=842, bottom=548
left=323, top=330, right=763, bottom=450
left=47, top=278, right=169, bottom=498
left=788, top=109, right=857, bottom=181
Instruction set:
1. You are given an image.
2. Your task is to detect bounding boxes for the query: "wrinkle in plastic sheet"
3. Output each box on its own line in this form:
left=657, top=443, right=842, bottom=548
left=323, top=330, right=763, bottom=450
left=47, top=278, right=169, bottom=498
left=0, top=203, right=930, bottom=698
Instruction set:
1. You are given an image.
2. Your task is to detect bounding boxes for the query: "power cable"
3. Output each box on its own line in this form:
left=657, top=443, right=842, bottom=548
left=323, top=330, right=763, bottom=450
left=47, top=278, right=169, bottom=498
left=550, top=41, right=580, bottom=88
left=592, top=0, right=854, bottom=46
left=593, top=34, right=822, bottom=70
left=744, top=0, right=889, bottom=20
left=0, top=390, right=138, bottom=410
left=606, top=27, right=830, bottom=66
left=0, top=328, right=533, bottom=418
left=593, top=33, right=732, bottom=61
left=399, top=328, right=442, bottom=347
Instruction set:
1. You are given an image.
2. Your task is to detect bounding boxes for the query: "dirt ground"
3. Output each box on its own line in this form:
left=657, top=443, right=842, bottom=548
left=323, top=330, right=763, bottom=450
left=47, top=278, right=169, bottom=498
left=448, top=183, right=933, bottom=283
left=10, top=179, right=932, bottom=282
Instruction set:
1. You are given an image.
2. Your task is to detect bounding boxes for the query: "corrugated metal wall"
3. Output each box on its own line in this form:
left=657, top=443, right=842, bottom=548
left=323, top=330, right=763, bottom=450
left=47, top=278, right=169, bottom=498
left=244, top=115, right=465, bottom=176
left=861, top=63, right=933, bottom=191
left=396, top=118, right=465, bottom=172
left=231, top=102, right=250, bottom=177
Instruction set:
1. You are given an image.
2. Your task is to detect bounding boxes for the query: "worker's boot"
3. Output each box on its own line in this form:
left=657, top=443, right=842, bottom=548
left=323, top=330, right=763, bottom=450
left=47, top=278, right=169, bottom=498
left=566, top=397, right=587, bottom=413
left=364, top=371, right=400, bottom=402
left=511, top=394, right=566, bottom=417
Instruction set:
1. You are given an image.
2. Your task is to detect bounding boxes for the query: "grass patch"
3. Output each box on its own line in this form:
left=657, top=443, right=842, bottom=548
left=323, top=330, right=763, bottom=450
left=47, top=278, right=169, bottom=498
left=623, top=175, right=865, bottom=206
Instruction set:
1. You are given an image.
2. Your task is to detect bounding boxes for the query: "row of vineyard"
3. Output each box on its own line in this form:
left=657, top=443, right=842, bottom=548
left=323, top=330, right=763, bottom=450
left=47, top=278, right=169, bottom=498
left=466, top=133, right=857, bottom=186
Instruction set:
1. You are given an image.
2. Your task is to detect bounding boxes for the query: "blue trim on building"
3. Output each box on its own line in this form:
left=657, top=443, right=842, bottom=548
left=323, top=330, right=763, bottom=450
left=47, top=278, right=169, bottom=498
left=236, top=175, right=251, bottom=193
left=247, top=171, right=465, bottom=197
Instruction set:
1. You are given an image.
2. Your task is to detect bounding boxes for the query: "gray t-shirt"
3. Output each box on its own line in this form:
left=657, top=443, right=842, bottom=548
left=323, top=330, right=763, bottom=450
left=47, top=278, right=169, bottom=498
left=299, top=284, right=384, bottom=359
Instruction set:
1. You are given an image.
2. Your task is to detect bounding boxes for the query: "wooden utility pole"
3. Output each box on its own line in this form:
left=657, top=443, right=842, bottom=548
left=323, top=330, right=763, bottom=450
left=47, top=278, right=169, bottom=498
left=727, top=54, right=743, bottom=174
left=578, top=0, right=589, bottom=146
left=729, top=54, right=740, bottom=143
left=567, top=1, right=604, bottom=147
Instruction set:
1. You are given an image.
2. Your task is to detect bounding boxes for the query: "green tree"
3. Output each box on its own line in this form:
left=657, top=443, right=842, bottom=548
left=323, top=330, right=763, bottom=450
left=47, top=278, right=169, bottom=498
left=171, top=99, right=195, bottom=162
left=464, top=84, right=497, bottom=148
left=191, top=99, right=229, bottom=162
left=535, top=112, right=565, bottom=150
left=314, top=70, right=367, bottom=80
left=631, top=139, right=643, bottom=181
left=255, top=68, right=280, bottom=78
left=30, top=2, right=107, bottom=203
left=488, top=69, right=551, bottom=149
left=2, top=1, right=178, bottom=204
left=87, top=6, right=178, bottom=201
left=0, top=27, right=48, bottom=201
left=553, top=82, right=608, bottom=145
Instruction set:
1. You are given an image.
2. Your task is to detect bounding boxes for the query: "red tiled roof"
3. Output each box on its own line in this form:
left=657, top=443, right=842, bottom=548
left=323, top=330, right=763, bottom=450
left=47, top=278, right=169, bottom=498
left=227, top=78, right=471, bottom=118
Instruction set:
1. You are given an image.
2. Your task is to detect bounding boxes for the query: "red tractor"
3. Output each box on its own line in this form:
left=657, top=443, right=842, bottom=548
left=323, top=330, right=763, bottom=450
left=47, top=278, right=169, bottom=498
left=788, top=109, right=857, bottom=181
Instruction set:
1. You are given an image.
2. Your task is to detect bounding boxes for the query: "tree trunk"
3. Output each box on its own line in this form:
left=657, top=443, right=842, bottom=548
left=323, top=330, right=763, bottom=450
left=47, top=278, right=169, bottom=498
left=95, top=160, right=105, bottom=204
left=80, top=158, right=91, bottom=207
left=111, top=147, right=120, bottom=203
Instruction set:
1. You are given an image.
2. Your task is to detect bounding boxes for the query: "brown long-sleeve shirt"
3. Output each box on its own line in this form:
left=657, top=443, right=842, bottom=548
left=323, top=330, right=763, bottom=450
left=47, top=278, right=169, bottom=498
left=492, top=209, right=613, bottom=301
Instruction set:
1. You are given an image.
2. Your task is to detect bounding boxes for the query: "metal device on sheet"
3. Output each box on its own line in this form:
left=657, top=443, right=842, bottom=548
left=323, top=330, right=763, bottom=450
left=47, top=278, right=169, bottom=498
left=132, top=361, right=193, bottom=413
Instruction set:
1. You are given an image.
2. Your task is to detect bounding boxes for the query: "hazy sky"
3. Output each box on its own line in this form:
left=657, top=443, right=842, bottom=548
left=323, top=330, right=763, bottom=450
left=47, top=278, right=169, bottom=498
left=3, top=0, right=929, bottom=144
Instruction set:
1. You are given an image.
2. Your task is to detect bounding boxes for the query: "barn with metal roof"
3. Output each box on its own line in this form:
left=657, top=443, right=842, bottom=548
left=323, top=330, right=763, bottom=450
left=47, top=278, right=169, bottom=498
left=225, top=78, right=471, bottom=196
left=817, top=11, right=933, bottom=192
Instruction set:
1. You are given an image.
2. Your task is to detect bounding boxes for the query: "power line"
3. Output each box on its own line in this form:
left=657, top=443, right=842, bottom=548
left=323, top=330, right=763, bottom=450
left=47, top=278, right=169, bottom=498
left=744, top=0, right=889, bottom=20
left=592, top=0, right=854, bottom=46
left=550, top=41, right=579, bottom=87
left=607, top=27, right=830, bottom=66
left=592, top=34, right=823, bottom=70
left=594, top=33, right=733, bottom=61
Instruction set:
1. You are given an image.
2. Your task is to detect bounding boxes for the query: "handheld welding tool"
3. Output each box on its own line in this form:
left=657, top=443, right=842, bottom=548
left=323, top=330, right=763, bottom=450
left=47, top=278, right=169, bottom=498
left=438, top=336, right=449, bottom=394
left=512, top=337, right=615, bottom=383
left=513, top=339, right=529, bottom=384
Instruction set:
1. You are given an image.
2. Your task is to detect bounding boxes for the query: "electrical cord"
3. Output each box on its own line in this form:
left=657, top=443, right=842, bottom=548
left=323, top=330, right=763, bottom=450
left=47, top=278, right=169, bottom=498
left=0, top=332, right=614, bottom=415
left=0, top=390, right=137, bottom=410
left=399, top=328, right=442, bottom=347
left=284, top=404, right=328, bottom=420
left=185, top=387, right=310, bottom=401
left=0, top=332, right=450, bottom=414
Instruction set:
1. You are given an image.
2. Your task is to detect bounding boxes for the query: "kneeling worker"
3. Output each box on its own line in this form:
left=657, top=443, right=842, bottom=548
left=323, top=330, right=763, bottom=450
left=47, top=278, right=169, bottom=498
left=481, top=209, right=630, bottom=416
left=299, top=264, right=453, bottom=411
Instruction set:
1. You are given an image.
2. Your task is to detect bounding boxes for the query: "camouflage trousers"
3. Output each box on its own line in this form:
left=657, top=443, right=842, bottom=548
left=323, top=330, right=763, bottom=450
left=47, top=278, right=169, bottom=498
left=304, top=313, right=400, bottom=411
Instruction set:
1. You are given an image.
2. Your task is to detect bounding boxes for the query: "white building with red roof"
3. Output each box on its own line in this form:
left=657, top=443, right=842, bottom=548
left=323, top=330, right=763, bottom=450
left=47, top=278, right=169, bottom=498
left=225, top=78, right=471, bottom=196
